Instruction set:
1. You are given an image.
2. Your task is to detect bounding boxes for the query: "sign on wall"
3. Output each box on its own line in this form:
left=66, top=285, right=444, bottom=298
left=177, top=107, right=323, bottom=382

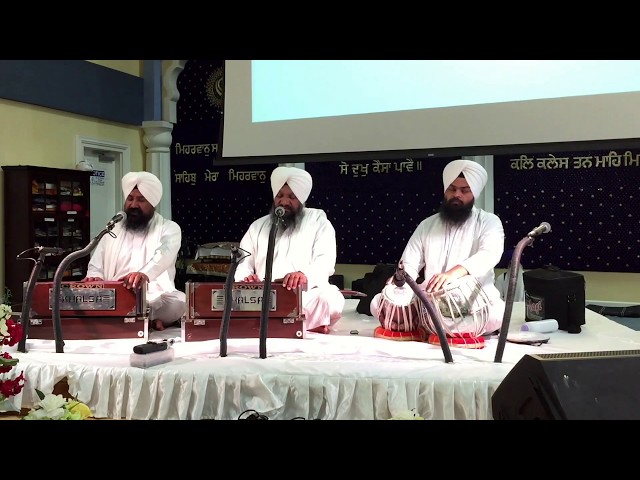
left=306, top=156, right=456, bottom=264
left=494, top=149, right=640, bottom=272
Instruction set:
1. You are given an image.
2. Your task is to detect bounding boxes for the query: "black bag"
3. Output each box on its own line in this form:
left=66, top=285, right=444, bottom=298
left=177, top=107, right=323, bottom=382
left=355, top=263, right=396, bottom=316
left=523, top=265, right=585, bottom=333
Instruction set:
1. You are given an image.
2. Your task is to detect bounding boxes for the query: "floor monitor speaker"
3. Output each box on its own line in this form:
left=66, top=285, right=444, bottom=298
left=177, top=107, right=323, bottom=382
left=492, top=350, right=640, bottom=420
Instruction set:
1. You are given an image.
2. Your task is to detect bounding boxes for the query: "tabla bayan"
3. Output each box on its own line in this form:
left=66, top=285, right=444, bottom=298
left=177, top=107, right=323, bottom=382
left=523, top=265, right=585, bottom=333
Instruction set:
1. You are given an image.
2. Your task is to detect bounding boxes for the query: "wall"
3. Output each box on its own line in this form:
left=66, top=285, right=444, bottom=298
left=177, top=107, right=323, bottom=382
left=0, top=60, right=146, bottom=303
left=87, top=60, right=143, bottom=77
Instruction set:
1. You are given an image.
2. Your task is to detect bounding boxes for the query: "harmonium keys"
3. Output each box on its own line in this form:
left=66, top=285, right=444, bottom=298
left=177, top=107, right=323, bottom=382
left=182, top=281, right=306, bottom=342
left=25, top=281, right=149, bottom=341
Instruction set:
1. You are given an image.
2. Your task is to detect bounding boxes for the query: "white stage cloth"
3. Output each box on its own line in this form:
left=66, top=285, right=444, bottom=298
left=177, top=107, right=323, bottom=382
left=4, top=301, right=640, bottom=420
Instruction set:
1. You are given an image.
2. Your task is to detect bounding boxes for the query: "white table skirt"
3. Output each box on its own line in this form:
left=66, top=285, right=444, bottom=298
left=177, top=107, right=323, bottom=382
left=3, top=301, right=639, bottom=420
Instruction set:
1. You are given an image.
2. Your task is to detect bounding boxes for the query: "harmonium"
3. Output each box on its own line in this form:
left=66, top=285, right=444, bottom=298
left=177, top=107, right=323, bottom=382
left=25, top=281, right=149, bottom=341
left=182, top=281, right=306, bottom=342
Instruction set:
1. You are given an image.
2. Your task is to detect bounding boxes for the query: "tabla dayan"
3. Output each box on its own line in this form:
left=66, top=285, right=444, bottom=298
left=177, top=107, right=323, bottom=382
left=420, top=275, right=491, bottom=349
left=373, top=282, right=427, bottom=341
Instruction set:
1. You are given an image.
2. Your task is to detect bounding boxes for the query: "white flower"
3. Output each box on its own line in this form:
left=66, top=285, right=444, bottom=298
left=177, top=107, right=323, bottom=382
left=23, top=390, right=93, bottom=420
left=39, top=393, right=67, bottom=410
left=25, top=407, right=64, bottom=420
left=0, top=303, right=11, bottom=321
left=0, top=303, right=11, bottom=338
left=28, top=394, right=68, bottom=420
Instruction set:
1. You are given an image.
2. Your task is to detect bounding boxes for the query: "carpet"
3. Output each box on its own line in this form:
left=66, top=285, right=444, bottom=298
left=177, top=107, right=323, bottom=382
left=585, top=304, right=640, bottom=332
left=606, top=315, right=640, bottom=331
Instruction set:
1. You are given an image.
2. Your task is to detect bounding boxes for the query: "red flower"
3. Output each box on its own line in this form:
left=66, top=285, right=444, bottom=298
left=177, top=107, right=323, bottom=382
left=0, top=352, right=15, bottom=373
left=0, top=372, right=25, bottom=397
left=3, top=319, right=23, bottom=346
left=0, top=302, right=26, bottom=402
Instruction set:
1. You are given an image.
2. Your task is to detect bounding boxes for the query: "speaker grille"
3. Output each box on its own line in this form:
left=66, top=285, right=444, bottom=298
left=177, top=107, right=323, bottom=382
left=531, top=349, right=640, bottom=360
left=493, top=351, right=640, bottom=419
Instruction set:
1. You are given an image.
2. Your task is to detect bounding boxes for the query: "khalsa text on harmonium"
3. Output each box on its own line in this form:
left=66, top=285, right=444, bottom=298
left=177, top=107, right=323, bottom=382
left=29, top=281, right=148, bottom=318
left=183, top=281, right=305, bottom=341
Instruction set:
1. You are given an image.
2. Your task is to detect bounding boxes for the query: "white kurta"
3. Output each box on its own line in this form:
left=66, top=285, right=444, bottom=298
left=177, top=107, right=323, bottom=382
left=372, top=206, right=506, bottom=334
left=234, top=208, right=345, bottom=331
left=86, top=212, right=186, bottom=324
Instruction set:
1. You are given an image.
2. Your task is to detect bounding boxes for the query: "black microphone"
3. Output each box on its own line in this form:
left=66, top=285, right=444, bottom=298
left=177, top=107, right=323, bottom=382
left=274, top=206, right=285, bottom=218
left=527, top=222, right=551, bottom=237
left=106, top=211, right=127, bottom=228
left=393, top=262, right=406, bottom=287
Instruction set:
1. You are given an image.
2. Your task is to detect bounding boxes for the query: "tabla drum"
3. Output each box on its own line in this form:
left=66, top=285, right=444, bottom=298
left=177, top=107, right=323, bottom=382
left=373, top=283, right=427, bottom=341
left=420, top=275, right=491, bottom=349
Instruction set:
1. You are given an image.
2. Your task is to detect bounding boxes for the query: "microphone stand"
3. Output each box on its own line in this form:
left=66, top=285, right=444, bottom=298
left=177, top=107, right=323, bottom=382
left=16, top=246, right=64, bottom=353
left=219, top=246, right=242, bottom=357
left=395, top=267, right=453, bottom=363
left=494, top=235, right=536, bottom=363
left=259, top=216, right=282, bottom=359
left=50, top=224, right=120, bottom=353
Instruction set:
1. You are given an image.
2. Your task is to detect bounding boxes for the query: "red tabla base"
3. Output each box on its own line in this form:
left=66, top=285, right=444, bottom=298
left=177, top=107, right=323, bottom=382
left=374, top=326, right=425, bottom=342
left=427, top=332, right=485, bottom=349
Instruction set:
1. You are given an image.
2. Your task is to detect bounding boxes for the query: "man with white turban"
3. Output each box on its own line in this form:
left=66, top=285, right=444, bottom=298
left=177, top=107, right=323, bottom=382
left=235, top=166, right=345, bottom=333
left=84, top=171, right=186, bottom=331
left=370, top=159, right=506, bottom=338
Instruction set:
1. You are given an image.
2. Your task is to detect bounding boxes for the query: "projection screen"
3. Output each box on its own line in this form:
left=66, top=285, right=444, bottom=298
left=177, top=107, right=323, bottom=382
left=220, top=60, right=640, bottom=164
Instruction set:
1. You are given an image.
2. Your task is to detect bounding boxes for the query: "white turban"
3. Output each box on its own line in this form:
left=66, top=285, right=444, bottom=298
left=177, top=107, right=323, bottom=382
left=270, top=166, right=313, bottom=204
left=442, top=160, right=488, bottom=199
left=122, top=171, right=163, bottom=207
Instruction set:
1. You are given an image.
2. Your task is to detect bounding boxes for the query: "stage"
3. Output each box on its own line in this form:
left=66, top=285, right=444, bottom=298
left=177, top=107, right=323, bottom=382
left=3, top=300, right=640, bottom=420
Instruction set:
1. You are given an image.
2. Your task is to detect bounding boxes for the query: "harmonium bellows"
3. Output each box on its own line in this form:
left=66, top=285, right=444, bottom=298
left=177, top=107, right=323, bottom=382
left=26, top=281, right=149, bottom=341
left=182, top=281, right=306, bottom=342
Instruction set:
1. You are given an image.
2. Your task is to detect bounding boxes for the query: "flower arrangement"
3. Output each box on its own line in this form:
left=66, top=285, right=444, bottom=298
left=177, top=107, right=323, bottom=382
left=0, top=292, right=25, bottom=405
left=23, top=389, right=92, bottom=420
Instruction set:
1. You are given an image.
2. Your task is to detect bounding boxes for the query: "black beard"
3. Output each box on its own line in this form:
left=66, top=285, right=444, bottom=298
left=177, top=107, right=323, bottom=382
left=438, top=197, right=473, bottom=225
left=124, top=207, right=153, bottom=232
left=270, top=205, right=303, bottom=231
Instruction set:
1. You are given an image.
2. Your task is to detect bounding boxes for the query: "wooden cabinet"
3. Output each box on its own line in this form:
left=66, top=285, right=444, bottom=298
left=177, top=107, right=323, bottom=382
left=2, top=165, right=91, bottom=309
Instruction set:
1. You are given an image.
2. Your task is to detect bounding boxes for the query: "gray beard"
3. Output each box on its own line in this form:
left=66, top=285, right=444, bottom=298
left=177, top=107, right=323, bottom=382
left=270, top=206, right=303, bottom=232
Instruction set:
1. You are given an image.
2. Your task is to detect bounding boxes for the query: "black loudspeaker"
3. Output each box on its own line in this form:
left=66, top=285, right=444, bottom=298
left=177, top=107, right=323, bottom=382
left=492, top=350, right=640, bottom=420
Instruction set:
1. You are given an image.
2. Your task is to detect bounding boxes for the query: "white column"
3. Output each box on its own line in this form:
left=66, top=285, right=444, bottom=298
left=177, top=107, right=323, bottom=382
left=142, top=120, right=174, bottom=220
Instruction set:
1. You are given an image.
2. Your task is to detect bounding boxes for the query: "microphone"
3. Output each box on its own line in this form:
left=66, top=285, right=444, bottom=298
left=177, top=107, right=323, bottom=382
left=106, top=211, right=127, bottom=228
left=393, top=261, right=406, bottom=287
left=527, top=222, right=551, bottom=237
left=274, top=206, right=285, bottom=218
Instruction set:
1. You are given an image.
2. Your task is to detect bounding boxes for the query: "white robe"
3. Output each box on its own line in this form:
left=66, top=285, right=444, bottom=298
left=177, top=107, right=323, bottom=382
left=234, top=208, right=345, bottom=331
left=86, top=212, right=186, bottom=325
left=371, top=206, right=505, bottom=334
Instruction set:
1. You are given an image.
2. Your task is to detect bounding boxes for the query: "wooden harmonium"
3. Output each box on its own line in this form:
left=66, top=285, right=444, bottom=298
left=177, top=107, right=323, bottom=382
left=183, top=281, right=305, bottom=342
left=27, top=281, right=149, bottom=341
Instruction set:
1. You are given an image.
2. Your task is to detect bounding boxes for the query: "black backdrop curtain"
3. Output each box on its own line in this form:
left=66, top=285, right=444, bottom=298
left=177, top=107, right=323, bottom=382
left=493, top=149, right=640, bottom=272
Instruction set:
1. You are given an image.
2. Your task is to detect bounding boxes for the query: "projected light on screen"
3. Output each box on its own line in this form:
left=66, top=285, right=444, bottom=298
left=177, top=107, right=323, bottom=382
left=251, top=60, right=640, bottom=123
left=221, top=60, right=640, bottom=162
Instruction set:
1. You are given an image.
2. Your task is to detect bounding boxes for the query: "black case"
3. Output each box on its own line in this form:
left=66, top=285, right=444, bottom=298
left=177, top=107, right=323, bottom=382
left=523, top=265, right=585, bottom=333
left=355, top=263, right=396, bottom=316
